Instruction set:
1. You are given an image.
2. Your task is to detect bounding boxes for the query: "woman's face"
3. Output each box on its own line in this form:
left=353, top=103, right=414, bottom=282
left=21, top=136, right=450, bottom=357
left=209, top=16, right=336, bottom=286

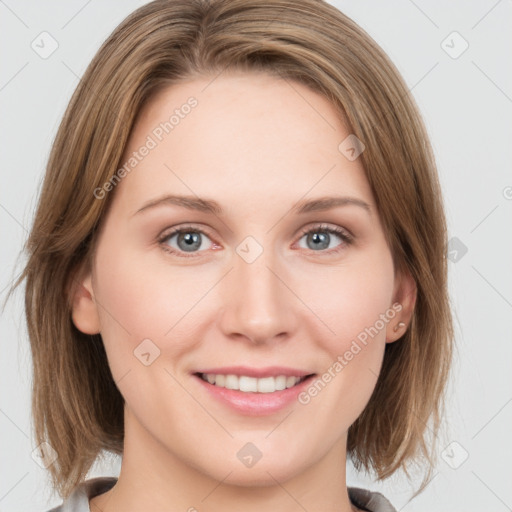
left=73, top=71, right=414, bottom=485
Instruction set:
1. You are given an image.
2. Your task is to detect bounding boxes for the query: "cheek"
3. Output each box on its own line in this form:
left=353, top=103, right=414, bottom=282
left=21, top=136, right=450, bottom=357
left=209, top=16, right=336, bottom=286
left=91, top=249, right=215, bottom=420
left=91, top=239, right=208, bottom=383
left=93, top=242, right=210, bottom=337
left=307, top=249, right=395, bottom=349
left=300, top=251, right=395, bottom=411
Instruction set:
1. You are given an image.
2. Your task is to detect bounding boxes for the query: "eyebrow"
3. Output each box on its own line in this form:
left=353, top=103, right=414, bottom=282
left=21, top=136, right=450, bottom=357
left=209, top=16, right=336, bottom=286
left=133, top=194, right=372, bottom=216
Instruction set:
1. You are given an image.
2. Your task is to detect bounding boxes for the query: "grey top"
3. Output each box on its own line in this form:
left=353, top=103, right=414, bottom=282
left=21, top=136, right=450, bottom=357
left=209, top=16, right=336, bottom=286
left=46, top=476, right=397, bottom=512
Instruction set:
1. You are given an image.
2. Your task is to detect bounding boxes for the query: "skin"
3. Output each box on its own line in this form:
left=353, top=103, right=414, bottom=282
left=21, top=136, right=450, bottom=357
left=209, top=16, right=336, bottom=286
left=72, top=71, right=416, bottom=512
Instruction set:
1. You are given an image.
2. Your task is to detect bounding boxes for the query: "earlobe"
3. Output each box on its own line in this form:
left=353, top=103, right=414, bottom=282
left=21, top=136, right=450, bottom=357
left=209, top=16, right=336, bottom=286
left=69, top=268, right=101, bottom=335
left=386, top=269, right=417, bottom=343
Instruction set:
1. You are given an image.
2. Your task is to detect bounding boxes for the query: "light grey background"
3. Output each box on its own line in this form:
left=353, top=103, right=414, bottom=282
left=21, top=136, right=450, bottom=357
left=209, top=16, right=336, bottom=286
left=1, top=1, right=511, bottom=511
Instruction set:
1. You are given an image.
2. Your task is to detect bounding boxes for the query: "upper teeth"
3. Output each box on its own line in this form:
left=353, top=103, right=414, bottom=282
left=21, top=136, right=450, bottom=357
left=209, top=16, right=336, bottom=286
left=201, top=373, right=305, bottom=393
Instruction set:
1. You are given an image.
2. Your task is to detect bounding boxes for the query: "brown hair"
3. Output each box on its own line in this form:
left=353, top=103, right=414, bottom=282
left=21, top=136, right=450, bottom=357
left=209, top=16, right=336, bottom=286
left=14, top=0, right=453, bottom=500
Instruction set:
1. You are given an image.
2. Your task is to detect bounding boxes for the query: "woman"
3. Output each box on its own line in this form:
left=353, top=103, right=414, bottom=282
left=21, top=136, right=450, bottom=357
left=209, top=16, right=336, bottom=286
left=18, top=1, right=453, bottom=511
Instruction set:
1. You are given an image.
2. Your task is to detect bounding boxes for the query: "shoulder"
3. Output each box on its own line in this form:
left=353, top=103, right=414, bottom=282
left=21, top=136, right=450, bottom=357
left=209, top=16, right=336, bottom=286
left=45, top=479, right=391, bottom=512
left=348, top=486, right=397, bottom=512
left=44, top=477, right=118, bottom=512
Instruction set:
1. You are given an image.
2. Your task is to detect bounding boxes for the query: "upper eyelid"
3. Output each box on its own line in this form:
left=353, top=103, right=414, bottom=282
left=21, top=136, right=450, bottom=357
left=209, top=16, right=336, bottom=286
left=159, top=224, right=213, bottom=240
left=297, top=223, right=352, bottom=239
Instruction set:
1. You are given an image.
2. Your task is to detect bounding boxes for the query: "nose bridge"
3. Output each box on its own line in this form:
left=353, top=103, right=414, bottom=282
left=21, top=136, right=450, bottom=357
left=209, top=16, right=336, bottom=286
left=219, top=243, right=294, bottom=343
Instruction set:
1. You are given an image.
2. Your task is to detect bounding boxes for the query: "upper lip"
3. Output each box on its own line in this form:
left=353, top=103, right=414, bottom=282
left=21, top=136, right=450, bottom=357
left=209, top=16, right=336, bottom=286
left=193, top=366, right=315, bottom=378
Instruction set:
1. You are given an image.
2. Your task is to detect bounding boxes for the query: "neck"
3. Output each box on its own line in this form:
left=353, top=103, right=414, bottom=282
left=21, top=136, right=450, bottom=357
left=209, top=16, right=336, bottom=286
left=90, top=406, right=359, bottom=512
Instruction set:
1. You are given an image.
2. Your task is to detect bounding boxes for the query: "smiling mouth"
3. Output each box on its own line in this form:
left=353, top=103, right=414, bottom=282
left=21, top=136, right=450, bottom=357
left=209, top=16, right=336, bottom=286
left=194, top=372, right=316, bottom=393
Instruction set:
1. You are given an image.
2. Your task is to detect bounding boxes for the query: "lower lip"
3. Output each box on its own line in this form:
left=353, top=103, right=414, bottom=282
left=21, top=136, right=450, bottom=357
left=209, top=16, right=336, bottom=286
left=193, top=374, right=316, bottom=416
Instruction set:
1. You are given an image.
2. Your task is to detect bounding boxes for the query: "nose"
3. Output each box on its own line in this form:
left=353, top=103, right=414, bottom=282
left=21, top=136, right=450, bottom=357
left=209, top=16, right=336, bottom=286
left=218, top=249, right=297, bottom=346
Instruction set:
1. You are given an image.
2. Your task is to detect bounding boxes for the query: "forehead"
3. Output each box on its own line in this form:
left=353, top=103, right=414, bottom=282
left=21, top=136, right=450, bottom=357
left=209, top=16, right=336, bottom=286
left=114, top=71, right=375, bottom=217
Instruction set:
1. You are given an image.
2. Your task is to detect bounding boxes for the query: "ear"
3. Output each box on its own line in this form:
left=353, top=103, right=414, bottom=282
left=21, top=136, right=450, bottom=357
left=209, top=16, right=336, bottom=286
left=69, top=264, right=101, bottom=335
left=386, top=267, right=417, bottom=343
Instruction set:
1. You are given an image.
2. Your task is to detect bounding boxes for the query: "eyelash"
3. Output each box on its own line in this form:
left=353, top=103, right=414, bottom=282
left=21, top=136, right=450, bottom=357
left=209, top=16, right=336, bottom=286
left=157, top=223, right=353, bottom=259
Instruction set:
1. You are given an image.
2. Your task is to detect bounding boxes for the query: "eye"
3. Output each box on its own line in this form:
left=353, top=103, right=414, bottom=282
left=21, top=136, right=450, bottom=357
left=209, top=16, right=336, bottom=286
left=158, top=223, right=353, bottom=259
left=296, top=223, right=353, bottom=254
left=158, top=225, right=215, bottom=258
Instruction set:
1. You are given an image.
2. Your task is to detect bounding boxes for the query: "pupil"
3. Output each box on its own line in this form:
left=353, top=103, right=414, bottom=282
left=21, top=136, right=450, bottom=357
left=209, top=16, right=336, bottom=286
left=309, top=232, right=329, bottom=250
left=179, top=232, right=201, bottom=252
